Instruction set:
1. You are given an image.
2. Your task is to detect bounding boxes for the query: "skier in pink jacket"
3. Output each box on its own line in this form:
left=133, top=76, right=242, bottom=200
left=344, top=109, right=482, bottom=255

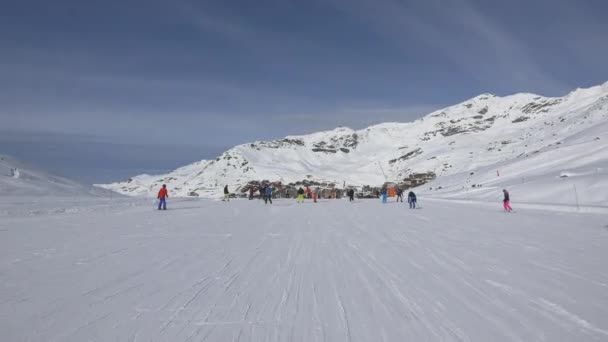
left=503, top=189, right=513, bottom=212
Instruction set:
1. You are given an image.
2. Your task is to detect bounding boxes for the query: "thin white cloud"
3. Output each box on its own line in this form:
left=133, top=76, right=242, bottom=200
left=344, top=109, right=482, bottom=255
left=175, top=1, right=338, bottom=61
left=328, top=0, right=570, bottom=93
left=178, top=2, right=253, bottom=40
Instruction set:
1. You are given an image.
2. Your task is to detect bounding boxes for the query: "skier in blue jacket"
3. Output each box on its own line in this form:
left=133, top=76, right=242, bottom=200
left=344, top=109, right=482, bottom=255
left=408, top=191, right=417, bottom=209
left=264, top=186, right=273, bottom=204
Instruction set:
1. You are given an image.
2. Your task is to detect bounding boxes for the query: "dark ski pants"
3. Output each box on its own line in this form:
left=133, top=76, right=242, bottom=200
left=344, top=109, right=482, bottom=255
left=158, top=198, right=167, bottom=210
left=264, top=195, right=272, bottom=204
left=409, top=200, right=416, bottom=209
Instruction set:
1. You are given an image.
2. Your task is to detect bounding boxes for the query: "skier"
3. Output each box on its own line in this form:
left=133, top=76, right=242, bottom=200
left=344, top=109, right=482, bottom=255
left=408, top=191, right=417, bottom=209
left=157, top=184, right=168, bottom=210
left=249, top=188, right=254, bottom=200
left=305, top=186, right=312, bottom=199
left=223, top=185, right=230, bottom=202
left=348, top=188, right=355, bottom=202
left=297, top=187, right=305, bottom=204
left=381, top=188, right=388, bottom=203
left=502, top=189, right=513, bottom=212
left=396, top=188, right=403, bottom=202
left=264, top=186, right=273, bottom=204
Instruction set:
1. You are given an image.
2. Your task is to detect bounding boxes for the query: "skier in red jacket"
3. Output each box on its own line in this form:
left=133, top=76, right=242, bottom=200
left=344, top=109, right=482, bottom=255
left=158, top=184, right=168, bottom=210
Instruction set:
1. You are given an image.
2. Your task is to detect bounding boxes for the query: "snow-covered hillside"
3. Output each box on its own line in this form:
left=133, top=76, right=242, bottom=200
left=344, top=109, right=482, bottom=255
left=0, top=155, right=115, bottom=197
left=98, top=82, right=608, bottom=203
left=419, top=118, right=608, bottom=208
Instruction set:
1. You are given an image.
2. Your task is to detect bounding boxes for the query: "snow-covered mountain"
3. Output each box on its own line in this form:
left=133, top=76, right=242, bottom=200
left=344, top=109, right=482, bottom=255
left=97, top=82, right=608, bottom=205
left=0, top=155, right=115, bottom=197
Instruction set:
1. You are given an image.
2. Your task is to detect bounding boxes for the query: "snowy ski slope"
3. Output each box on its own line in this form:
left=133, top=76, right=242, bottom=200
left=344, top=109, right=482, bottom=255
left=1, top=198, right=607, bottom=341
left=419, top=119, right=608, bottom=208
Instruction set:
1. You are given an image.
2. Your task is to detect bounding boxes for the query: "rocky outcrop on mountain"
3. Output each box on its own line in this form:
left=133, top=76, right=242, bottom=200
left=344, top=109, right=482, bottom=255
left=250, top=138, right=305, bottom=150
left=389, top=149, right=423, bottom=164
left=312, top=132, right=359, bottom=153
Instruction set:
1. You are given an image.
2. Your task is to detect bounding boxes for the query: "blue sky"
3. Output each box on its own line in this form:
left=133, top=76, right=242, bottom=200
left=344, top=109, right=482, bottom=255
left=1, top=0, right=607, bottom=183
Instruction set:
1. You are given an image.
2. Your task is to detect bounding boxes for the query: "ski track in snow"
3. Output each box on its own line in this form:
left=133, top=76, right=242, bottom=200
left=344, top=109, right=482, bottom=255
left=0, top=198, right=607, bottom=341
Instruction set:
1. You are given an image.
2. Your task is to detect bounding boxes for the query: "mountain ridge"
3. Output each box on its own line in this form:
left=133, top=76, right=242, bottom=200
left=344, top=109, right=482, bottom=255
left=0, top=154, right=118, bottom=197
left=97, top=82, right=608, bottom=201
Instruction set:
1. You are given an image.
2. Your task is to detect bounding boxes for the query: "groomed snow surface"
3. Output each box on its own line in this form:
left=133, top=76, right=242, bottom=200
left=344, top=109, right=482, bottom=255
left=1, top=197, right=607, bottom=341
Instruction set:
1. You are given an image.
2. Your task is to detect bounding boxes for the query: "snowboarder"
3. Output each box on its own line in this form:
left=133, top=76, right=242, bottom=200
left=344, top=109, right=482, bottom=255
left=223, top=185, right=230, bottom=202
left=502, top=189, right=513, bottom=212
left=381, top=188, right=388, bottom=203
left=157, top=184, right=168, bottom=210
left=408, top=191, right=417, bottom=209
left=264, top=186, right=273, bottom=204
left=396, top=188, right=403, bottom=202
left=297, top=187, right=305, bottom=204
left=348, top=188, right=355, bottom=202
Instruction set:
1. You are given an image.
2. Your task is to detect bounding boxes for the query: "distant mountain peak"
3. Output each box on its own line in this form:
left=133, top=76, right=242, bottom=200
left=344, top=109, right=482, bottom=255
left=97, top=81, right=608, bottom=199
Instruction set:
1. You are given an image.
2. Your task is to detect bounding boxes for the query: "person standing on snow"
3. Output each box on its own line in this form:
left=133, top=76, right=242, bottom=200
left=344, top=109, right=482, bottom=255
left=313, top=188, right=318, bottom=203
left=381, top=188, right=388, bottom=203
left=305, top=186, right=312, bottom=199
left=297, top=187, right=305, bottom=204
left=157, top=184, right=168, bottom=210
left=502, top=189, right=513, bottom=212
left=396, top=188, right=403, bottom=202
left=408, top=191, right=417, bottom=209
left=249, top=188, right=254, bottom=200
left=264, top=186, right=273, bottom=204
left=348, top=188, right=355, bottom=202
left=223, top=185, right=230, bottom=202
